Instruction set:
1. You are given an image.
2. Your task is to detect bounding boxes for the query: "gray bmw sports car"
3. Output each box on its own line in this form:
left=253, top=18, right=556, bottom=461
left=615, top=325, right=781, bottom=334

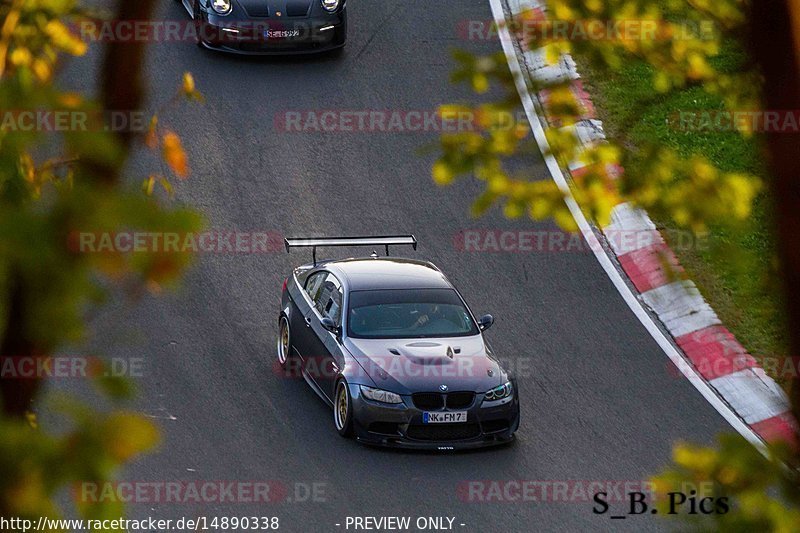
left=277, top=236, right=520, bottom=450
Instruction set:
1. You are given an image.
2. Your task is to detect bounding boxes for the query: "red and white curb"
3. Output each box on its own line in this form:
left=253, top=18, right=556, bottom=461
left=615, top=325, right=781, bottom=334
left=491, top=0, right=798, bottom=450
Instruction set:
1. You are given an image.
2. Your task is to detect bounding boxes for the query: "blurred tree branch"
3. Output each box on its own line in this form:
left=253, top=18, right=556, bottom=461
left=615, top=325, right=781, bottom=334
left=0, top=0, right=201, bottom=526
left=80, top=0, right=157, bottom=186
left=749, top=0, right=800, bottom=423
left=1, top=0, right=158, bottom=419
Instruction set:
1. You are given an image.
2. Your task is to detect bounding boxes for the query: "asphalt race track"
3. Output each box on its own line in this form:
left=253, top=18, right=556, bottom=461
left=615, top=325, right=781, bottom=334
left=54, top=1, right=735, bottom=531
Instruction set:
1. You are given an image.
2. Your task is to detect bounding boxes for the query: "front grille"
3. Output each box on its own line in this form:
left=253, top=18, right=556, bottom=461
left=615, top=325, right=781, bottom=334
left=240, top=0, right=310, bottom=17
left=412, top=393, right=444, bottom=410
left=232, top=40, right=307, bottom=52
left=406, top=424, right=481, bottom=441
left=412, top=392, right=475, bottom=410
left=446, top=392, right=475, bottom=409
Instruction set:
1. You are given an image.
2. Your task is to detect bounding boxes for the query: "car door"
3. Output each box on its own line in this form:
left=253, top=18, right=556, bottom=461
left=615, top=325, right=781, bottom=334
left=306, top=273, right=345, bottom=402
left=291, top=271, right=326, bottom=363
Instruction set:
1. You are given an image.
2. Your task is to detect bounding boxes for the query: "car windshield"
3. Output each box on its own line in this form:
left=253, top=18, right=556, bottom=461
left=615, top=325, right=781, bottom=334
left=347, top=288, right=480, bottom=339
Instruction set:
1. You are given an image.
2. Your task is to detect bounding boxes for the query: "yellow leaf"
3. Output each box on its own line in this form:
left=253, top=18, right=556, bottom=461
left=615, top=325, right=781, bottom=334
left=433, top=161, right=455, bottom=185
left=45, top=20, right=87, bottom=56
left=487, top=174, right=509, bottom=194
left=143, top=176, right=155, bottom=196
left=10, top=47, right=32, bottom=66
left=103, top=413, right=160, bottom=462
left=31, top=59, right=51, bottom=81
left=182, top=72, right=196, bottom=94
left=180, top=72, right=204, bottom=102
left=146, top=116, right=159, bottom=149
left=19, top=153, right=35, bottom=183
left=528, top=195, right=551, bottom=219
left=553, top=205, right=578, bottom=232
left=7, top=471, right=46, bottom=515
left=597, top=144, right=620, bottom=164
left=162, top=132, right=189, bottom=179
left=160, top=177, right=174, bottom=198
left=673, top=444, right=716, bottom=472
left=654, top=71, right=670, bottom=92
left=503, top=202, right=524, bottom=218
left=585, top=0, right=603, bottom=13
left=544, top=44, right=562, bottom=66
left=472, top=73, right=490, bottom=93
left=552, top=4, right=576, bottom=20
left=59, top=92, right=83, bottom=108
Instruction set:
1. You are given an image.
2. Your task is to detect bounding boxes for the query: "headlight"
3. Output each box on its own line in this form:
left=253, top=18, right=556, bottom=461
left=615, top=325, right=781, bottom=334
left=211, top=0, right=233, bottom=15
left=321, top=0, right=340, bottom=12
left=484, top=381, right=512, bottom=401
left=360, top=385, right=403, bottom=404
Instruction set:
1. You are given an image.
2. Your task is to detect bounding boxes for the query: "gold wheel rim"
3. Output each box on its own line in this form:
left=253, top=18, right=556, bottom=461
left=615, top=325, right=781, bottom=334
left=336, top=385, right=347, bottom=429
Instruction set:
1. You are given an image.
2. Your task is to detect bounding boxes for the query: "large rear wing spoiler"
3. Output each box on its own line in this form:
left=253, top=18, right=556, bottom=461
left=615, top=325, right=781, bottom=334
left=284, top=235, right=418, bottom=265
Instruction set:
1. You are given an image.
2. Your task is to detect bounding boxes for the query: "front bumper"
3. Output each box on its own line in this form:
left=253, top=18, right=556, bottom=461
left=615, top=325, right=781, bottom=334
left=349, top=384, right=521, bottom=450
left=196, top=11, right=346, bottom=55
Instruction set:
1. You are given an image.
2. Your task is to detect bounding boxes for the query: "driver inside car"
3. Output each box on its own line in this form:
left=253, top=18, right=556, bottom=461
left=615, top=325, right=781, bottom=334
left=410, top=304, right=441, bottom=330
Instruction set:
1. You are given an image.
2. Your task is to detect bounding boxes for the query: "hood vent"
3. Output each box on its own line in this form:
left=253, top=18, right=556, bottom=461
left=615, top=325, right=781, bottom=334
left=286, top=0, right=312, bottom=17
left=239, top=0, right=270, bottom=17
left=406, top=342, right=441, bottom=348
left=392, top=341, right=455, bottom=366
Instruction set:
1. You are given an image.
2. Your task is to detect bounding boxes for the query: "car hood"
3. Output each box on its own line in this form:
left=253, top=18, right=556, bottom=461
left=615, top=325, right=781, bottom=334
left=343, top=335, right=508, bottom=394
left=237, top=0, right=314, bottom=18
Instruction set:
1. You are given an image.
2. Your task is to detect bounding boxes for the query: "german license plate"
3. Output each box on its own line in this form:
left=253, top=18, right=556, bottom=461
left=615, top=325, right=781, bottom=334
left=423, top=411, right=467, bottom=424
left=265, top=29, right=300, bottom=39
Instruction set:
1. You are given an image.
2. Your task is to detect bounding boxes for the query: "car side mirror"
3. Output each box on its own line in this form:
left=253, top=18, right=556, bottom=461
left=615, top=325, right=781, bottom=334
left=478, top=314, right=494, bottom=331
left=321, top=316, right=339, bottom=334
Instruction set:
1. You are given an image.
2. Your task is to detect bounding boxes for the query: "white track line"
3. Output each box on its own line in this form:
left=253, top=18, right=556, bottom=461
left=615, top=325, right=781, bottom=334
left=487, top=0, right=765, bottom=451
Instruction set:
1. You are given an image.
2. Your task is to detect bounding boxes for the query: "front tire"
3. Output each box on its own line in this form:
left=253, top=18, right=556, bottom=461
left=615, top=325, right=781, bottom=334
left=334, top=379, right=353, bottom=437
left=277, top=316, right=291, bottom=368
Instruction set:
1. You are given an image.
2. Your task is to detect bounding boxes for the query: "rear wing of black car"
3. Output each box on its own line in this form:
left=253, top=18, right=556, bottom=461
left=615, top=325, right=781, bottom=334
left=284, top=235, right=418, bottom=265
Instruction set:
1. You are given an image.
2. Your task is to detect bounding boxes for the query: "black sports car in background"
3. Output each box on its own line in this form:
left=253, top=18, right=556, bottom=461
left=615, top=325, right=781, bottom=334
left=179, top=0, right=346, bottom=54
left=277, top=236, right=520, bottom=450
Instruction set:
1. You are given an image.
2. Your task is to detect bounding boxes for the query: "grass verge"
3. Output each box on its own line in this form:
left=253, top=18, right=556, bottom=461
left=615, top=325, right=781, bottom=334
left=575, top=38, right=791, bottom=386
